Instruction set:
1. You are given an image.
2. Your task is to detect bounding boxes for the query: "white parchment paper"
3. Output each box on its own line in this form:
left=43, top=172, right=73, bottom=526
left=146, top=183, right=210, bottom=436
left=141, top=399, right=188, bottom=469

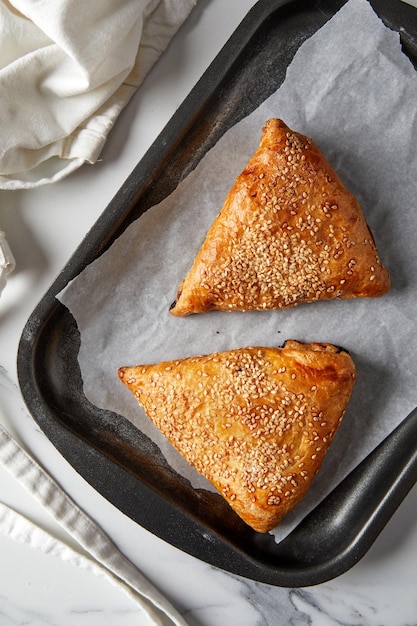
left=59, top=0, right=417, bottom=542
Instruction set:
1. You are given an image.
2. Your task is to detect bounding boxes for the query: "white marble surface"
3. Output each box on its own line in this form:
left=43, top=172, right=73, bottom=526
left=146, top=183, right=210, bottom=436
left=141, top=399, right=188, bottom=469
left=1, top=1, right=417, bottom=624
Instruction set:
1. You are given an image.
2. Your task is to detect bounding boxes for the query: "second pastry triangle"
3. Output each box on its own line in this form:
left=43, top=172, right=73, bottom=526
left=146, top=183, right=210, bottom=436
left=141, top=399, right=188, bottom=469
left=170, top=119, right=390, bottom=316
left=118, top=341, right=356, bottom=533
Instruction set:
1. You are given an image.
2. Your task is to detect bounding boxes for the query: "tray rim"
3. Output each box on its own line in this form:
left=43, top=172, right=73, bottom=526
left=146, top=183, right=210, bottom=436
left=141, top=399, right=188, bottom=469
left=17, top=0, right=417, bottom=587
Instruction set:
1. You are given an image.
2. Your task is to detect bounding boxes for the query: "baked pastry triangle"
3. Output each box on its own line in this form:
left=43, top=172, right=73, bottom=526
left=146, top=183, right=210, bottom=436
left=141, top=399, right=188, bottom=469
left=118, top=340, right=356, bottom=533
left=170, top=119, right=390, bottom=316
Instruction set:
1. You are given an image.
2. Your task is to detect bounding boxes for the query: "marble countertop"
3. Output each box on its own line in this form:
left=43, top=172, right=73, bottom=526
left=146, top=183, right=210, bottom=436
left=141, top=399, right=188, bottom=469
left=1, top=1, right=417, bottom=624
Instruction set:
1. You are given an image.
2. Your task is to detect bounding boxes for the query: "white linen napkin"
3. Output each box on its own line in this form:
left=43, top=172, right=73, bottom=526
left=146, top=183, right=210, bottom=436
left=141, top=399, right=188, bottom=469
left=0, top=229, right=15, bottom=296
left=0, top=424, right=189, bottom=625
left=0, top=0, right=197, bottom=190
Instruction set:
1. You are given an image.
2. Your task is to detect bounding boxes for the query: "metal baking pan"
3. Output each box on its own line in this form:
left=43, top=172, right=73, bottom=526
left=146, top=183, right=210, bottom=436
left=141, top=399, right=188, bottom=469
left=18, top=0, right=417, bottom=587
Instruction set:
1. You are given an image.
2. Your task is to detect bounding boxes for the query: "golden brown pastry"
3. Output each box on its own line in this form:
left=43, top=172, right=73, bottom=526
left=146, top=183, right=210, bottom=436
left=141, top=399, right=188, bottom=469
left=170, top=119, right=390, bottom=316
left=118, top=340, right=356, bottom=533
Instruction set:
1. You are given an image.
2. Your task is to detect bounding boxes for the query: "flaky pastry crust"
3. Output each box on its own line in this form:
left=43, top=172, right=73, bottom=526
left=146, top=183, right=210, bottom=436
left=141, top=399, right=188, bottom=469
left=170, top=119, right=390, bottom=316
left=118, top=340, right=356, bottom=533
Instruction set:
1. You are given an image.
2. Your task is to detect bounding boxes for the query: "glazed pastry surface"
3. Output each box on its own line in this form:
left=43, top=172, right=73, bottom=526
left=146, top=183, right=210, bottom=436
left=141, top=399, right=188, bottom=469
left=170, top=119, right=390, bottom=316
left=118, top=340, right=356, bottom=533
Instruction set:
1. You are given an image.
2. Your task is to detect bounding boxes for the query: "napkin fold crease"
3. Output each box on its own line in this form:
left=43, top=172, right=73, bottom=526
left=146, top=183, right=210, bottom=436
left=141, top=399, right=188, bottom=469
left=0, top=424, right=188, bottom=625
left=0, top=0, right=197, bottom=189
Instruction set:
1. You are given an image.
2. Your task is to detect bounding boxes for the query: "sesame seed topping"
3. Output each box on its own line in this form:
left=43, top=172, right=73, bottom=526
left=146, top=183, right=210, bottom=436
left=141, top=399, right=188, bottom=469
left=170, top=116, right=391, bottom=320
left=120, top=340, right=355, bottom=533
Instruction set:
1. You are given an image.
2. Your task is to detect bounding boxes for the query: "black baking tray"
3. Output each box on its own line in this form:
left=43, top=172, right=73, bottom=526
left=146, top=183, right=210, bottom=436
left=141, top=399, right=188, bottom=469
left=18, top=0, right=417, bottom=587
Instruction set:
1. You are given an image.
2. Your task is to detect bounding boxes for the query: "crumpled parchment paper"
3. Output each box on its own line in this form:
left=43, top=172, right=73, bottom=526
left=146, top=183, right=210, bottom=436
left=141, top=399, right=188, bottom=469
left=59, top=0, right=417, bottom=542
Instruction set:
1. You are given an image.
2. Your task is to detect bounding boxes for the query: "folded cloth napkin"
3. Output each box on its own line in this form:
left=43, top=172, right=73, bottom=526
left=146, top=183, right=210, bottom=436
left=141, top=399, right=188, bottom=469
left=0, top=0, right=197, bottom=190
left=0, top=424, right=188, bottom=625
left=0, top=229, right=15, bottom=296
